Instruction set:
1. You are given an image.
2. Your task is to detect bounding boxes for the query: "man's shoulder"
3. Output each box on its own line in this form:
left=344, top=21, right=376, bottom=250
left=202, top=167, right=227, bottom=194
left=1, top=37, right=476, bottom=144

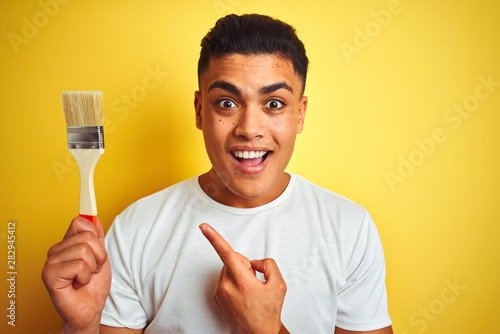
left=291, top=174, right=367, bottom=215
left=132, top=176, right=194, bottom=206
left=113, top=176, right=197, bottom=226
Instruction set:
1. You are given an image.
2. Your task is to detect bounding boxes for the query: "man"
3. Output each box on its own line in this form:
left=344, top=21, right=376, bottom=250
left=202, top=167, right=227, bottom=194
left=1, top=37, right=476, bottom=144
left=42, top=14, right=393, bottom=333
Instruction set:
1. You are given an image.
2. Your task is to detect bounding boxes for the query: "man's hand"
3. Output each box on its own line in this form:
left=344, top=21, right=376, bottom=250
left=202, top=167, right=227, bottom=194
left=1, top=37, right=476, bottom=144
left=200, top=223, right=288, bottom=334
left=42, top=217, right=111, bottom=334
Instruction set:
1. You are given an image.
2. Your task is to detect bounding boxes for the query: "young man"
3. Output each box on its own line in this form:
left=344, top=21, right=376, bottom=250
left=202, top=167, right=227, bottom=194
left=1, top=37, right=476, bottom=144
left=42, top=14, right=393, bottom=333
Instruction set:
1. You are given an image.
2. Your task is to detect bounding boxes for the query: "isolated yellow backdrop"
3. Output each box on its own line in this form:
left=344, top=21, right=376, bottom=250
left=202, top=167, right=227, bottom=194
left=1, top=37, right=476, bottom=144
left=1, top=0, right=499, bottom=333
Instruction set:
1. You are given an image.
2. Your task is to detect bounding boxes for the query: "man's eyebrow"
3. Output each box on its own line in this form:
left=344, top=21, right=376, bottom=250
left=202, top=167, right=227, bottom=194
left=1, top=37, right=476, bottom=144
left=208, top=81, right=241, bottom=96
left=259, top=82, right=293, bottom=95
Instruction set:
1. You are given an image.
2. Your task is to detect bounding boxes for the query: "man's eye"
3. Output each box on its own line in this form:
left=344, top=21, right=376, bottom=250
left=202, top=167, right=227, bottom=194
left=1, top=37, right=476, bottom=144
left=216, top=99, right=237, bottom=109
left=265, top=100, right=285, bottom=110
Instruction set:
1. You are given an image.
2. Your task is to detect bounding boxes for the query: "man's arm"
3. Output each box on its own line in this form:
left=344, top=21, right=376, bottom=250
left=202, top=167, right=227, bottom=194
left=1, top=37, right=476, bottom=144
left=335, top=326, right=393, bottom=334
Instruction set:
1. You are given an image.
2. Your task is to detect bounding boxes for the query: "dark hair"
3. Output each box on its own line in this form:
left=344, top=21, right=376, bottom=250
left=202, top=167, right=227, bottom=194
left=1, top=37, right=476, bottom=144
left=198, top=14, right=309, bottom=94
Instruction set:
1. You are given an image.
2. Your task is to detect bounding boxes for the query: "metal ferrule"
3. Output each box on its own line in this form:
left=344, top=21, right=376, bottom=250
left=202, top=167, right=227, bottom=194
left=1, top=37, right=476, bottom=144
left=67, top=126, right=105, bottom=149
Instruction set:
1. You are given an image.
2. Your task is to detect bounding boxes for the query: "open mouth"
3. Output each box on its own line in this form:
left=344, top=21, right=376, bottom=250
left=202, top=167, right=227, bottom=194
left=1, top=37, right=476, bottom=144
left=231, top=150, right=271, bottom=167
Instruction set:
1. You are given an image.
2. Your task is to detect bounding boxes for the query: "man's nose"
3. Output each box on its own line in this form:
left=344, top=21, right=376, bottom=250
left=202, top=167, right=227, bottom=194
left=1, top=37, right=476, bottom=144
left=233, top=105, right=265, bottom=140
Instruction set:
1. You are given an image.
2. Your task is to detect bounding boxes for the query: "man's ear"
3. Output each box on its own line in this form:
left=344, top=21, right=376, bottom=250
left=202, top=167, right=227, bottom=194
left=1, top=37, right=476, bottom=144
left=194, top=91, right=202, bottom=130
left=296, top=95, right=308, bottom=134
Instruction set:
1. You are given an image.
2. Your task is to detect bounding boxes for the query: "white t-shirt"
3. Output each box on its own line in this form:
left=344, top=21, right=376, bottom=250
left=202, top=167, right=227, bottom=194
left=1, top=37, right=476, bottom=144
left=101, top=174, right=392, bottom=333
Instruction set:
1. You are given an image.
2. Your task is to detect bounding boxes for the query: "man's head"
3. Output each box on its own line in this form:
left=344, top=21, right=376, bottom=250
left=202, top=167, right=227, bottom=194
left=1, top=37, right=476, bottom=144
left=198, top=14, right=309, bottom=95
left=195, top=15, right=309, bottom=208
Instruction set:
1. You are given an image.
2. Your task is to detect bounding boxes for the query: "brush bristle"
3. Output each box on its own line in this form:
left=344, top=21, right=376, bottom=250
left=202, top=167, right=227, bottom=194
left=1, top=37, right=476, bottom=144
left=62, top=91, right=103, bottom=127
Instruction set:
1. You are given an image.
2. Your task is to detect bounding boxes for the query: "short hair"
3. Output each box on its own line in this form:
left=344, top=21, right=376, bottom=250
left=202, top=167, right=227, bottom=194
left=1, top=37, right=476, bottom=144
left=198, top=14, right=309, bottom=94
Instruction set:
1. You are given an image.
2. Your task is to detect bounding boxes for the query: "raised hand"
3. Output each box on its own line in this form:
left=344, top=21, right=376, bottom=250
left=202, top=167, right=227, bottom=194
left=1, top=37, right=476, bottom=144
left=42, top=217, right=111, bottom=333
left=199, top=223, right=289, bottom=334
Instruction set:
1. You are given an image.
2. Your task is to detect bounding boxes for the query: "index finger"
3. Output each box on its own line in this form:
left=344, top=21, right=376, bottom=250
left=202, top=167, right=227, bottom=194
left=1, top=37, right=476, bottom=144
left=199, top=223, right=235, bottom=263
left=200, top=224, right=256, bottom=281
left=47, top=217, right=105, bottom=258
left=64, top=216, right=104, bottom=240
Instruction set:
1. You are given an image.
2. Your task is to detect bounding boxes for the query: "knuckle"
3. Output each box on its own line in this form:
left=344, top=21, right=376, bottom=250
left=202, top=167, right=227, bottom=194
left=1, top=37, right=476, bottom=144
left=43, top=256, right=56, bottom=266
left=74, top=259, right=88, bottom=272
left=274, top=280, right=287, bottom=296
left=80, top=230, right=96, bottom=243
left=71, top=216, right=85, bottom=229
left=41, top=265, right=51, bottom=284
left=279, top=281, right=287, bottom=293
left=97, top=251, right=108, bottom=264
left=219, top=281, right=231, bottom=297
left=219, top=280, right=229, bottom=292
left=47, top=243, right=59, bottom=258
left=95, top=257, right=108, bottom=271
left=75, top=242, right=92, bottom=256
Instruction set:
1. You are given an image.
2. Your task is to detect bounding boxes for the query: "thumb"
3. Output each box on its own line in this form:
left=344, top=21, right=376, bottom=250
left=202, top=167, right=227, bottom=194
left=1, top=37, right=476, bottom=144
left=251, top=259, right=287, bottom=301
left=94, top=218, right=105, bottom=243
left=251, top=258, right=284, bottom=282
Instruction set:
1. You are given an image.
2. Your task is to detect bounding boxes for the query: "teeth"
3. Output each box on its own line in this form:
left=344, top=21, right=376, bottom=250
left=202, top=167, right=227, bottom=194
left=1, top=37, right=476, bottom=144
left=232, top=151, right=267, bottom=159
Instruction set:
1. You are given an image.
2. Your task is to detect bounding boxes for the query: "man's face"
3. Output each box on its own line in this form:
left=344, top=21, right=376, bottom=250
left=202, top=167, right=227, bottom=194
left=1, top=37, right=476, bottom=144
left=195, top=53, right=307, bottom=208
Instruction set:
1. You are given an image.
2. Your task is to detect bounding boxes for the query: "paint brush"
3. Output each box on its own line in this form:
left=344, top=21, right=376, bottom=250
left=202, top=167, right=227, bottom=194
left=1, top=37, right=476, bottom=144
left=62, top=91, right=104, bottom=225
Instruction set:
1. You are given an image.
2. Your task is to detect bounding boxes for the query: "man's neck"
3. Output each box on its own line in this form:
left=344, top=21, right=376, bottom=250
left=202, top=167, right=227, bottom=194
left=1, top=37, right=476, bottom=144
left=198, top=171, right=291, bottom=208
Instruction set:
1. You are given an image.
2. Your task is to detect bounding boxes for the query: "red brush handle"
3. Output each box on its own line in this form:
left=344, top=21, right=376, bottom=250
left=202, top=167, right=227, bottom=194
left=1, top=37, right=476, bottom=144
left=80, top=214, right=98, bottom=226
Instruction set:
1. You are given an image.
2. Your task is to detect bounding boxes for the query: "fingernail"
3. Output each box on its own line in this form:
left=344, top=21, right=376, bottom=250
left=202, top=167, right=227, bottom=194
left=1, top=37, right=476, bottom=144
left=199, top=223, right=207, bottom=234
left=95, top=266, right=103, bottom=273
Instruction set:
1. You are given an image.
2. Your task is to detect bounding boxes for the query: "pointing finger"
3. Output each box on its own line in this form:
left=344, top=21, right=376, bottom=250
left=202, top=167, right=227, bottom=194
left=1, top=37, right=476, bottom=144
left=199, top=223, right=235, bottom=264
left=200, top=223, right=253, bottom=280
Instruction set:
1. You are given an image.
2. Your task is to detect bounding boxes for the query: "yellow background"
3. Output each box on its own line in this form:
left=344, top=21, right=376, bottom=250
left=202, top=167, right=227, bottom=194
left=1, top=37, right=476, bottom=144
left=1, top=0, right=499, bottom=333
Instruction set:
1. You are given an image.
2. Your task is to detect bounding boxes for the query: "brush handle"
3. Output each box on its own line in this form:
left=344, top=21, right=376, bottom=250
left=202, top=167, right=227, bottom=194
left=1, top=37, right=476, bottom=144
left=69, top=148, right=104, bottom=225
left=79, top=214, right=99, bottom=225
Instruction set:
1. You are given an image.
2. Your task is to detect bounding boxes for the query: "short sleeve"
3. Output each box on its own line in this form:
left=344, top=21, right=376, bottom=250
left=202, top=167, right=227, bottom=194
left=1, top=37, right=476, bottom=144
left=100, top=216, right=148, bottom=329
left=335, top=212, right=392, bottom=331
